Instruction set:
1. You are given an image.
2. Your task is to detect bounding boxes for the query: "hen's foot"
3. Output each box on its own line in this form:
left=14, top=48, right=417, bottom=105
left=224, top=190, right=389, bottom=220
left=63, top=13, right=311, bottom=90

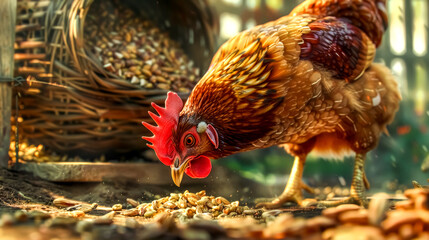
left=255, top=179, right=315, bottom=209
left=256, top=152, right=315, bottom=209
left=318, top=153, right=368, bottom=208
left=317, top=194, right=368, bottom=208
left=256, top=190, right=303, bottom=209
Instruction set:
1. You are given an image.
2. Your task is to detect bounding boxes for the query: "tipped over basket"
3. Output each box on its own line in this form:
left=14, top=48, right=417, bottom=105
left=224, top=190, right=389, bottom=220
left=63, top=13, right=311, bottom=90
left=14, top=0, right=218, bottom=156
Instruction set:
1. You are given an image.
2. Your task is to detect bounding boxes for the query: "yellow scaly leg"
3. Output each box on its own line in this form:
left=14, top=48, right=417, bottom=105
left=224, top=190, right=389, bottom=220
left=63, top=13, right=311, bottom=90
left=256, top=155, right=307, bottom=209
left=318, top=153, right=368, bottom=207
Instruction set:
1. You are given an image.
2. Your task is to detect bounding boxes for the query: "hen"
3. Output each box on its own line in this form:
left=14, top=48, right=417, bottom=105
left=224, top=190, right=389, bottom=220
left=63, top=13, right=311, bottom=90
left=143, top=0, right=401, bottom=208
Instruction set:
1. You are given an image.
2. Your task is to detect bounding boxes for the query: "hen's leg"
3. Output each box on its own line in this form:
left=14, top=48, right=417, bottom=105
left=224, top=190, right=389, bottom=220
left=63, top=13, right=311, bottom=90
left=256, top=140, right=315, bottom=209
left=364, top=172, right=370, bottom=189
left=256, top=154, right=308, bottom=209
left=318, top=153, right=368, bottom=207
left=302, top=180, right=315, bottom=194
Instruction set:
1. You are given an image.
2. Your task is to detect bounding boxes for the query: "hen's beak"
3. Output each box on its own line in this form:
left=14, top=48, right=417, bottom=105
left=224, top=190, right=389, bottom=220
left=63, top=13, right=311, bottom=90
left=171, top=158, right=189, bottom=187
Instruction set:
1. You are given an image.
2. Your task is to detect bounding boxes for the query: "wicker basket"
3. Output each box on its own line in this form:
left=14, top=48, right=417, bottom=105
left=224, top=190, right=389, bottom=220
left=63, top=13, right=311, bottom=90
left=14, top=0, right=218, bottom=156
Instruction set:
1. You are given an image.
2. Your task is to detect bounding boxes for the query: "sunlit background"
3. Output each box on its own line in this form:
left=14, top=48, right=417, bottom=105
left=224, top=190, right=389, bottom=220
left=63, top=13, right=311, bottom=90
left=208, top=0, right=429, bottom=193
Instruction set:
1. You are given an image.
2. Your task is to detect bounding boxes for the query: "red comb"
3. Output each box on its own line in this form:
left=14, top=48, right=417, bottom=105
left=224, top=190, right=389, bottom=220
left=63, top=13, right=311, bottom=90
left=142, top=92, right=183, bottom=165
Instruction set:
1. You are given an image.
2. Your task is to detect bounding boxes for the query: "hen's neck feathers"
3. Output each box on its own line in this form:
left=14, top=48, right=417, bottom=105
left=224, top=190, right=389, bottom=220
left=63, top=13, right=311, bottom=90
left=178, top=16, right=315, bottom=156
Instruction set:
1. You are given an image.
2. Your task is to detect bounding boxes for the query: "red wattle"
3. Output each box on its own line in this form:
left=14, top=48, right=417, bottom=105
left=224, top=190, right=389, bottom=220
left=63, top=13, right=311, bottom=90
left=185, top=156, right=212, bottom=178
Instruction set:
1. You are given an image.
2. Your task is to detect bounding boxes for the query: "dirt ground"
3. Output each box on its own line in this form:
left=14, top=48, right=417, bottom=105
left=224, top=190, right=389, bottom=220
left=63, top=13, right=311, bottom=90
left=0, top=166, right=275, bottom=210
left=0, top=166, right=321, bottom=240
left=0, top=168, right=61, bottom=210
left=2, top=167, right=429, bottom=240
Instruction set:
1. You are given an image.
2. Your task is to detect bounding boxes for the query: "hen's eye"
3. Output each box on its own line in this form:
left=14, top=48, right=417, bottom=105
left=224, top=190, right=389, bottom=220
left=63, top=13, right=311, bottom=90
left=184, top=134, right=196, bottom=147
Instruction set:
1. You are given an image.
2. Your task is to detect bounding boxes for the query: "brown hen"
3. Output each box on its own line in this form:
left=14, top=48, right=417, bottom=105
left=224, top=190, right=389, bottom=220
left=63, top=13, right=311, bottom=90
left=143, top=0, right=401, bottom=208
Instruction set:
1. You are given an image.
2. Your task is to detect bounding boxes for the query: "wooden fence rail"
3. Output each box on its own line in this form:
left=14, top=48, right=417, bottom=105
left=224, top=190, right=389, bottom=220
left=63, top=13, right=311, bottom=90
left=0, top=0, right=17, bottom=168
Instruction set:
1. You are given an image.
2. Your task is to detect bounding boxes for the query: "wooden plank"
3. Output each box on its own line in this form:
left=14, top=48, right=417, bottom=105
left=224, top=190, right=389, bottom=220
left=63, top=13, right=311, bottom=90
left=0, top=0, right=16, bottom=168
left=18, top=162, right=230, bottom=184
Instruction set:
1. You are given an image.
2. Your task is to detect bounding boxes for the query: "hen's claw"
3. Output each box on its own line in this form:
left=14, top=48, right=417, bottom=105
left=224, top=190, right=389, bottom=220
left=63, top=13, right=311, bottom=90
left=256, top=191, right=303, bottom=209
left=317, top=195, right=368, bottom=208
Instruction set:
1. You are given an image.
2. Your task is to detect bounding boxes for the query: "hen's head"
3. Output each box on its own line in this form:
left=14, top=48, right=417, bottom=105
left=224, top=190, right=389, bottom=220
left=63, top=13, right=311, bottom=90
left=142, top=92, right=219, bottom=187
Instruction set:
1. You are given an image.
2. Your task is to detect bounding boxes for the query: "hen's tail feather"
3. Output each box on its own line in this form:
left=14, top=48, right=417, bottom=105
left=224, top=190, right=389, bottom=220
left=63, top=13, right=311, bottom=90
left=291, top=0, right=387, bottom=47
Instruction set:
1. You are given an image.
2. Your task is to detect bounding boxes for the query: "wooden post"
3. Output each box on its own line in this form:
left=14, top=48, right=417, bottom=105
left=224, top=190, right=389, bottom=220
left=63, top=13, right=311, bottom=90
left=0, top=0, right=16, bottom=168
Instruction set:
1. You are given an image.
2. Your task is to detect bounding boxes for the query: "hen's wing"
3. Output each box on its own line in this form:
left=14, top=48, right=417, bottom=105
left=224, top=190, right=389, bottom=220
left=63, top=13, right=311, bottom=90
left=291, top=0, right=388, bottom=46
left=291, top=0, right=387, bottom=82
